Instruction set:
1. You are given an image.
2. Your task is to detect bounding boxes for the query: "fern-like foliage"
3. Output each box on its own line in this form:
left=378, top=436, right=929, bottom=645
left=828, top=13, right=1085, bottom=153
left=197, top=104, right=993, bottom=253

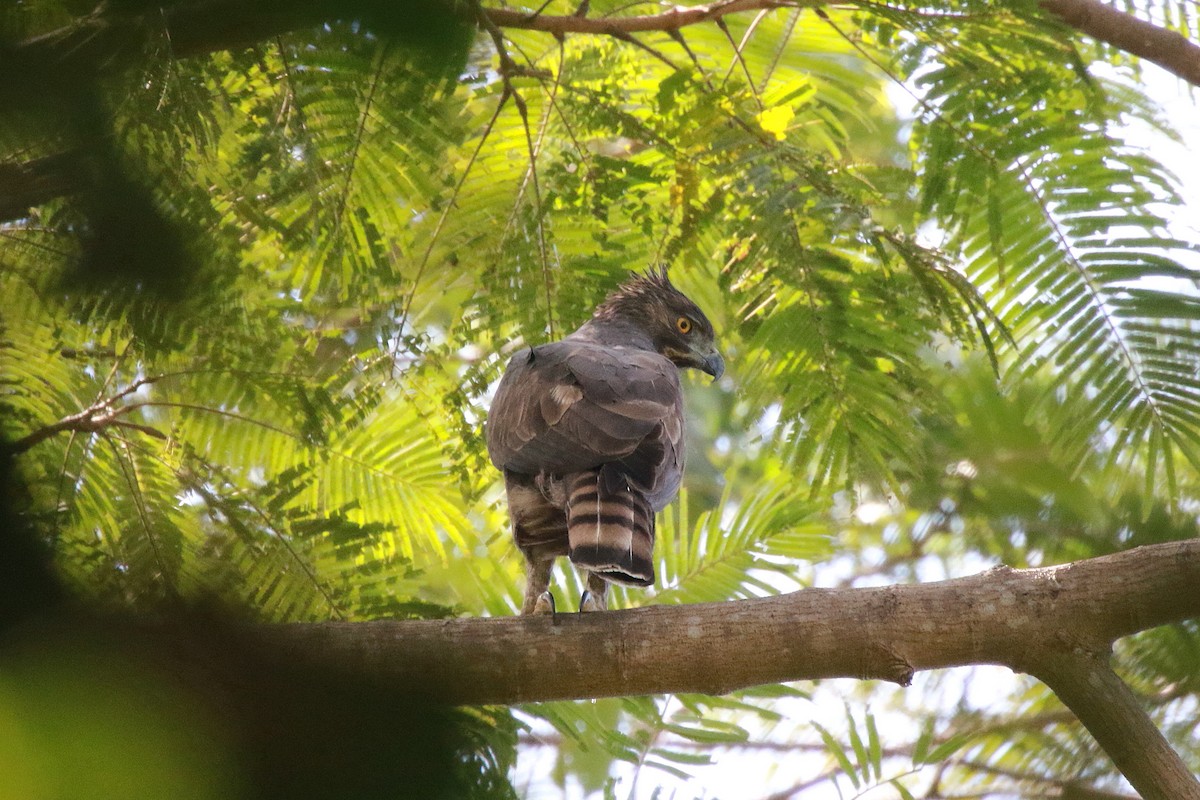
left=875, top=2, right=1200, bottom=501
left=3, top=0, right=1200, bottom=796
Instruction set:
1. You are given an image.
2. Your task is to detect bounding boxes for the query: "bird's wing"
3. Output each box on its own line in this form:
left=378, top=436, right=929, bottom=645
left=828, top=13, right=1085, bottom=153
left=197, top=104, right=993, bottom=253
left=486, top=340, right=683, bottom=478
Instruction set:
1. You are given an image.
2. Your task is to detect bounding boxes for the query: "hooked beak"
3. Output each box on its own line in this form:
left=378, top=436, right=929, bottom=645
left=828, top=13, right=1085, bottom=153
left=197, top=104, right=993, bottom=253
left=700, top=350, right=725, bottom=381
left=668, top=344, right=725, bottom=380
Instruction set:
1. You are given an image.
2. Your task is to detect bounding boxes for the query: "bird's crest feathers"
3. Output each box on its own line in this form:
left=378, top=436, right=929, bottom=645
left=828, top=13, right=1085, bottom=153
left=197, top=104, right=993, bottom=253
left=593, top=265, right=687, bottom=320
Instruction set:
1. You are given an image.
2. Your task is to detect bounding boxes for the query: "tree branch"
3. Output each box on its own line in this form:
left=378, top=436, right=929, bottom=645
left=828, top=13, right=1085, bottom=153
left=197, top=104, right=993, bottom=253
left=1039, top=0, right=1200, bottom=87
left=0, top=152, right=86, bottom=223
left=266, top=540, right=1200, bottom=704
left=6, top=380, right=166, bottom=455
left=6, top=406, right=166, bottom=454
left=10, top=0, right=1198, bottom=78
left=484, top=0, right=808, bottom=35
left=2, top=0, right=1198, bottom=223
left=1039, top=653, right=1200, bottom=800
left=259, top=540, right=1200, bottom=796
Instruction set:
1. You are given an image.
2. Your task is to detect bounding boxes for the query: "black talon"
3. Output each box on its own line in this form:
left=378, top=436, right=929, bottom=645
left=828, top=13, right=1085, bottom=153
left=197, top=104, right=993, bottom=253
left=532, top=590, right=556, bottom=616
left=579, top=589, right=605, bottom=613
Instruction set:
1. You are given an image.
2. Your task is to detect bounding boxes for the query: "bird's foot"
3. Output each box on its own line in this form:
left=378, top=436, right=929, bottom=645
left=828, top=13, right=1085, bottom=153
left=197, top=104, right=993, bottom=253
left=531, top=591, right=556, bottom=616
left=579, top=589, right=607, bottom=613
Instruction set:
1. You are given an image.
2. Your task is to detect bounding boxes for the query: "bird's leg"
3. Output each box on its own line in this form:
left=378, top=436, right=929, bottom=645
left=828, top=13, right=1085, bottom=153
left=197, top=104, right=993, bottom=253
left=521, top=556, right=556, bottom=616
left=579, top=572, right=608, bottom=612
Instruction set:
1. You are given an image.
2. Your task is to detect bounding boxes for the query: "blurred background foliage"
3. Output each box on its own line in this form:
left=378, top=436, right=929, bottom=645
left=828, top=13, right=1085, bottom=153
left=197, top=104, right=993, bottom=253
left=1, top=0, right=1198, bottom=797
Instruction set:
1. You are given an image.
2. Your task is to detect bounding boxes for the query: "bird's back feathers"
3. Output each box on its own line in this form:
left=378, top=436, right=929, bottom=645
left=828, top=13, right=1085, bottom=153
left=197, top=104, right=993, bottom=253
left=486, top=337, right=684, bottom=588
left=486, top=268, right=717, bottom=602
left=486, top=339, right=684, bottom=498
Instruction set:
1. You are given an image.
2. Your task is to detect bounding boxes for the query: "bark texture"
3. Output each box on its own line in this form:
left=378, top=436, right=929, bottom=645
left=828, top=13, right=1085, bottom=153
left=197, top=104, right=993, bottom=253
left=260, top=540, right=1200, bottom=799
left=1040, top=0, right=1200, bottom=86
left=266, top=540, right=1200, bottom=704
left=1040, top=655, right=1200, bottom=800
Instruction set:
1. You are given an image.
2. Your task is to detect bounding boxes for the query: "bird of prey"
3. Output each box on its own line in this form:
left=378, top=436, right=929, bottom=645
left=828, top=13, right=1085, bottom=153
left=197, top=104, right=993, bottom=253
left=485, top=267, right=723, bottom=614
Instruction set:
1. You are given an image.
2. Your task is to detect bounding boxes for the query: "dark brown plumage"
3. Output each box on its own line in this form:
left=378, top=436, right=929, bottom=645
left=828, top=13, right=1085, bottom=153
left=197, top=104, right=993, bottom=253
left=486, top=267, right=723, bottom=613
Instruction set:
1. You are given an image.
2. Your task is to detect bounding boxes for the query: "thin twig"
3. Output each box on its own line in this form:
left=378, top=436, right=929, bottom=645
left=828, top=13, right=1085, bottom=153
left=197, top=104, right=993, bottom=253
left=486, top=0, right=806, bottom=35
left=388, top=79, right=512, bottom=372
left=331, top=41, right=389, bottom=241
left=104, top=432, right=177, bottom=599
left=717, top=14, right=766, bottom=109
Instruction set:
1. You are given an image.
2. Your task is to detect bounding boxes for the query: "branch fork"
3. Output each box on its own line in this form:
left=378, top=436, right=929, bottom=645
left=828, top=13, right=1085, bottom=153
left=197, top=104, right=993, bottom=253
left=263, top=540, right=1200, bottom=799
left=8, top=376, right=166, bottom=454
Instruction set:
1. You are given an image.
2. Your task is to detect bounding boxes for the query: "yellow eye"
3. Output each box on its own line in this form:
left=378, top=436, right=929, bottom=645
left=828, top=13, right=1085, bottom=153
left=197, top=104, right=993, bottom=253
left=676, top=316, right=692, bottom=334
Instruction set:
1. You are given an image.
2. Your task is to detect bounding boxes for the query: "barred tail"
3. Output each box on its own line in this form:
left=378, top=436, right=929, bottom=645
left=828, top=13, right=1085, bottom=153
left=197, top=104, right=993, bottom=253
left=566, top=467, right=654, bottom=587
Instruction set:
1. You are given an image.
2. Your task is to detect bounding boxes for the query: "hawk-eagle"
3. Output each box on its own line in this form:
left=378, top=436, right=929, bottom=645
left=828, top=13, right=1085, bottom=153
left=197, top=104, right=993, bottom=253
left=486, top=268, right=723, bottom=613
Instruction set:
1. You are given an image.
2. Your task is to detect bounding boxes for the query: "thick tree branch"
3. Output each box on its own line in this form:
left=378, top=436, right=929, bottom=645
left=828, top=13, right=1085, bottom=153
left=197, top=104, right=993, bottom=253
left=1040, top=0, right=1200, bottom=87
left=1039, top=653, right=1200, bottom=800
left=260, top=540, right=1200, bottom=797
left=267, top=540, right=1200, bottom=704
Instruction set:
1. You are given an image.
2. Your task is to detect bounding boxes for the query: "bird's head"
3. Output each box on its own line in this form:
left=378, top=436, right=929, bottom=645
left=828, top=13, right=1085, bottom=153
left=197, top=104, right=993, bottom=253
left=593, top=266, right=724, bottom=380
